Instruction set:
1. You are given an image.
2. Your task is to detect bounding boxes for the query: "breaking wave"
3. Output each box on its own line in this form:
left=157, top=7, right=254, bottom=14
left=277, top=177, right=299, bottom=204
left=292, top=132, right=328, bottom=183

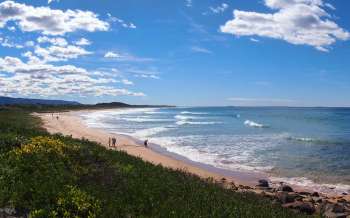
left=244, top=120, right=267, bottom=128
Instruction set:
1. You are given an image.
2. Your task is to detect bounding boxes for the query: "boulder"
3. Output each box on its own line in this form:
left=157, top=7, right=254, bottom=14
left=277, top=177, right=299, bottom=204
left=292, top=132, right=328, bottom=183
left=311, top=192, right=320, bottom=197
left=323, top=211, right=347, bottom=218
left=276, top=191, right=296, bottom=204
left=282, top=201, right=315, bottom=215
left=257, top=179, right=269, bottom=188
left=277, top=185, right=294, bottom=192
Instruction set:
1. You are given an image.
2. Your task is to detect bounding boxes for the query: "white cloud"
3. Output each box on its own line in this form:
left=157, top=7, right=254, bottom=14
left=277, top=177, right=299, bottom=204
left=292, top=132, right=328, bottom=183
left=0, top=1, right=109, bottom=35
left=209, top=3, right=229, bottom=14
left=104, top=51, right=121, bottom=58
left=191, top=46, right=212, bottom=54
left=34, top=45, right=92, bottom=62
left=25, top=40, right=35, bottom=47
left=7, top=26, right=15, bottom=31
left=74, top=38, right=91, bottom=46
left=324, top=3, right=335, bottom=10
left=0, top=37, right=23, bottom=49
left=121, top=79, right=133, bottom=85
left=107, top=13, right=136, bottom=29
left=0, top=56, right=145, bottom=97
left=104, top=51, right=154, bottom=62
left=130, top=70, right=160, bottom=79
left=220, top=0, right=350, bottom=51
left=250, top=38, right=260, bottom=42
left=37, top=36, right=68, bottom=47
left=48, top=0, right=59, bottom=4
left=185, top=0, right=192, bottom=7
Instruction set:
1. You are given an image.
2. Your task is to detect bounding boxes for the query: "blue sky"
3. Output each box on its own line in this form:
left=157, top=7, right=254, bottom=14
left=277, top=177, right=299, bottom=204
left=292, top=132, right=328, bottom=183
left=0, top=0, right=349, bottom=106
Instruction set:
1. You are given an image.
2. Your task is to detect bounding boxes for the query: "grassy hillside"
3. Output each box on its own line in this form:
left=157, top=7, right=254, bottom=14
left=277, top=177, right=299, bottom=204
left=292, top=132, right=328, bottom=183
left=0, top=108, right=311, bottom=217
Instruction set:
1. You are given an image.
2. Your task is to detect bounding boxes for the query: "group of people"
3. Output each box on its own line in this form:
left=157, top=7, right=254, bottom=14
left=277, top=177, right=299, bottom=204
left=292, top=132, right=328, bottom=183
left=51, top=113, right=60, bottom=120
left=108, top=137, right=149, bottom=148
left=108, top=137, right=117, bottom=147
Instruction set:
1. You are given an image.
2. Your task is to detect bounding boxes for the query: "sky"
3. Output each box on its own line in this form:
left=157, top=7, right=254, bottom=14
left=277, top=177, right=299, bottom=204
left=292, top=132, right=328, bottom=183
left=0, top=0, right=349, bottom=107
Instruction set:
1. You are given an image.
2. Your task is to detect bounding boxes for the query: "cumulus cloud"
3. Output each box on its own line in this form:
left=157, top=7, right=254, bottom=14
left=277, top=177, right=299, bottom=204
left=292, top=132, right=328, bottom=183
left=0, top=1, right=109, bottom=35
left=0, top=37, right=23, bottom=49
left=220, top=0, right=350, bottom=51
left=48, top=0, right=59, bottom=4
left=121, top=79, right=133, bottom=85
left=34, top=45, right=92, bottom=62
left=74, top=38, right=91, bottom=46
left=104, top=51, right=121, bottom=58
left=0, top=56, right=145, bottom=97
left=37, top=36, right=68, bottom=47
left=209, top=3, right=229, bottom=14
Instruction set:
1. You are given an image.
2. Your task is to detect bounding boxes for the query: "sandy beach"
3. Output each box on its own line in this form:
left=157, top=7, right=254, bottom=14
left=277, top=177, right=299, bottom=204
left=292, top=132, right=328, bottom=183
left=34, top=109, right=350, bottom=213
left=36, top=110, right=260, bottom=187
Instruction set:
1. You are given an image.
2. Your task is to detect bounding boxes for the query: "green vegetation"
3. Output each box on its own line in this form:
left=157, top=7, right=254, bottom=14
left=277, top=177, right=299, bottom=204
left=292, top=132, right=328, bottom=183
left=0, top=107, right=311, bottom=217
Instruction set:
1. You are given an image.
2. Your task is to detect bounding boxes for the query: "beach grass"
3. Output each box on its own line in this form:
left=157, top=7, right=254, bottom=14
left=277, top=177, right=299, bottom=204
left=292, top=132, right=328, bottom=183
left=0, top=107, right=314, bottom=217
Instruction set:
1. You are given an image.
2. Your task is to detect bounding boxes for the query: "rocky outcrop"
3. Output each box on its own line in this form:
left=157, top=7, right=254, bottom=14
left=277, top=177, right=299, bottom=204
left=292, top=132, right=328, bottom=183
left=219, top=178, right=350, bottom=217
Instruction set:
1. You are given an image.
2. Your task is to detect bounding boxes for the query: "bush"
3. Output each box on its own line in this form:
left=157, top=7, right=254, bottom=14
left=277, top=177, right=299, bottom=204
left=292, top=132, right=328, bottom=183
left=0, top=137, right=77, bottom=212
left=30, top=186, right=101, bottom=218
left=0, top=133, right=25, bottom=153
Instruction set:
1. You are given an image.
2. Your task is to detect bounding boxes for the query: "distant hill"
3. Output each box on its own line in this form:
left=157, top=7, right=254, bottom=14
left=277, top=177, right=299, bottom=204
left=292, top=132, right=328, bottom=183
left=94, top=102, right=131, bottom=107
left=93, top=102, right=172, bottom=108
left=0, top=96, right=81, bottom=106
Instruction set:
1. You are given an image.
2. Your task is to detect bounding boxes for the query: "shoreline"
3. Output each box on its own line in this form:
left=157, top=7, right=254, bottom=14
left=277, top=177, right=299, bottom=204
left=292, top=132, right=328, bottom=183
left=35, top=109, right=350, bottom=200
left=36, top=110, right=257, bottom=187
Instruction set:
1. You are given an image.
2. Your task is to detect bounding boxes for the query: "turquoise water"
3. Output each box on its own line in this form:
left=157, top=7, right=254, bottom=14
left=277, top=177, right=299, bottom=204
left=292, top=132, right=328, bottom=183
left=80, top=107, right=350, bottom=194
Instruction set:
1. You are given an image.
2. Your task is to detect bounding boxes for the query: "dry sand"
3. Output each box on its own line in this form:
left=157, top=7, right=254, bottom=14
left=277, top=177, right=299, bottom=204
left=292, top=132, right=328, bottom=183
left=36, top=110, right=257, bottom=187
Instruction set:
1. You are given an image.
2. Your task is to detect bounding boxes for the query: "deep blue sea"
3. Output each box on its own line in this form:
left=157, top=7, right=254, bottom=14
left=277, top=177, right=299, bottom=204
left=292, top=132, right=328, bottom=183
left=80, top=107, right=350, bottom=194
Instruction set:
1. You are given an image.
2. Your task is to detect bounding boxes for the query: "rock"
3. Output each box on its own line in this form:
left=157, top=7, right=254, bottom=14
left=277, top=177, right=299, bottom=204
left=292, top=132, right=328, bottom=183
left=276, top=191, right=296, bottom=204
left=323, top=211, right=347, bottom=218
left=333, top=204, right=346, bottom=213
left=277, top=185, right=294, bottom=192
left=298, top=202, right=316, bottom=215
left=311, top=192, right=320, bottom=197
left=312, top=197, right=323, bottom=203
left=257, top=179, right=269, bottom=188
left=303, top=197, right=314, bottom=203
left=318, top=203, right=347, bottom=217
left=298, top=191, right=311, bottom=196
left=338, top=199, right=347, bottom=203
left=282, top=201, right=315, bottom=215
left=238, top=185, right=252, bottom=190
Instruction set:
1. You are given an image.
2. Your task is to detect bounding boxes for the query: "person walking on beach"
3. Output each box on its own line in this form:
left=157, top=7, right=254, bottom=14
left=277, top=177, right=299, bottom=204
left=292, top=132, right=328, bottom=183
left=144, top=139, right=148, bottom=148
left=112, top=137, right=116, bottom=147
left=108, top=137, right=111, bottom=147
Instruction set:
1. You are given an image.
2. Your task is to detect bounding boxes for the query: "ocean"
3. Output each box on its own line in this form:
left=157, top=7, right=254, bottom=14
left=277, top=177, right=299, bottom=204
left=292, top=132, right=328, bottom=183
left=79, top=107, right=350, bottom=194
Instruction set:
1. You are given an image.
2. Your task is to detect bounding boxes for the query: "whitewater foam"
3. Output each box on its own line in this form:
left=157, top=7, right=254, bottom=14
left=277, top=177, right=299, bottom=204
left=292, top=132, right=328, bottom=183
left=180, top=111, right=208, bottom=115
left=176, top=121, right=222, bottom=125
left=244, top=120, right=267, bottom=128
left=174, top=115, right=198, bottom=120
left=269, top=176, right=350, bottom=195
left=132, top=126, right=172, bottom=139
